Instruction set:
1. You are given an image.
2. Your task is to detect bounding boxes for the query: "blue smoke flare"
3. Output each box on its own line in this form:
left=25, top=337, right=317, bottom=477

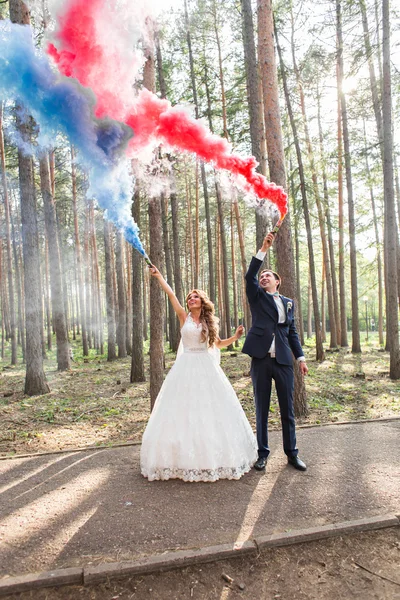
left=0, top=20, right=146, bottom=256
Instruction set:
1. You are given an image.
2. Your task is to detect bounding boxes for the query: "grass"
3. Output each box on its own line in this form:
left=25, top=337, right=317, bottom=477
left=0, top=331, right=399, bottom=456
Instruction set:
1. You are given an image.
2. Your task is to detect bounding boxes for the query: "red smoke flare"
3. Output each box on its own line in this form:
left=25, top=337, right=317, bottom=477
left=47, top=0, right=288, bottom=216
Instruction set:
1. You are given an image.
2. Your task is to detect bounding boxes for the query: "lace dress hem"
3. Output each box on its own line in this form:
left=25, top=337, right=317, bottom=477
left=142, top=460, right=255, bottom=483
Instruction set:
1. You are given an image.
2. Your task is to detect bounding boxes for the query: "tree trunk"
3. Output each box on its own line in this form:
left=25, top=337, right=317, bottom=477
left=337, top=0, right=361, bottom=353
left=103, top=220, right=117, bottom=360
left=11, top=213, right=25, bottom=361
left=170, top=185, right=184, bottom=344
left=194, top=161, right=200, bottom=289
left=211, top=2, right=233, bottom=345
left=258, top=0, right=308, bottom=414
left=184, top=161, right=195, bottom=290
left=0, top=245, right=4, bottom=359
left=71, top=146, right=88, bottom=355
left=215, top=213, right=226, bottom=337
left=18, top=151, right=49, bottom=393
left=89, top=205, right=103, bottom=354
left=160, top=192, right=178, bottom=351
left=125, top=242, right=133, bottom=355
left=149, top=192, right=165, bottom=408
left=115, top=230, right=127, bottom=358
left=131, top=186, right=145, bottom=382
left=44, top=239, right=52, bottom=350
left=233, top=198, right=252, bottom=332
left=10, top=0, right=49, bottom=394
left=275, top=22, right=324, bottom=363
left=382, top=0, right=400, bottom=378
left=289, top=11, right=337, bottom=349
left=39, top=154, right=70, bottom=370
left=317, top=91, right=341, bottom=345
left=55, top=208, right=70, bottom=346
left=0, top=102, right=17, bottom=364
left=240, top=0, right=268, bottom=249
left=83, top=199, right=92, bottom=349
left=359, top=0, right=383, bottom=164
left=321, top=262, right=326, bottom=343
left=307, top=274, right=312, bottom=338
left=230, top=205, right=239, bottom=346
left=363, top=124, right=384, bottom=346
left=336, top=63, right=348, bottom=347
left=184, top=0, right=215, bottom=302
left=290, top=164, right=305, bottom=346
left=144, top=37, right=165, bottom=407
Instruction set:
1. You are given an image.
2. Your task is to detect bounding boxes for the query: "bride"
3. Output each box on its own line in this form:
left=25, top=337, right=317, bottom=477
left=140, top=266, right=257, bottom=483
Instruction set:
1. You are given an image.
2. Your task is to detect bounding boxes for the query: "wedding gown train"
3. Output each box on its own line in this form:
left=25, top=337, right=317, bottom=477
left=140, top=314, right=257, bottom=482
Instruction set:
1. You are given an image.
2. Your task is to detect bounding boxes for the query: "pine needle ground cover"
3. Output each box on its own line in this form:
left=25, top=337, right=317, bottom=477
left=0, top=335, right=398, bottom=456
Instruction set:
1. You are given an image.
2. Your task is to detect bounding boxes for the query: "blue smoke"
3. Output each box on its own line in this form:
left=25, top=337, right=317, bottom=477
left=0, top=20, right=146, bottom=256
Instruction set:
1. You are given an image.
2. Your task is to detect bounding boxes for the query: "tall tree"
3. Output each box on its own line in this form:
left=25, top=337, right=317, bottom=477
left=289, top=21, right=337, bottom=349
left=317, top=84, right=341, bottom=345
left=275, top=23, right=325, bottom=363
left=115, top=230, right=127, bottom=358
left=363, top=123, right=384, bottom=346
left=160, top=191, right=178, bottom=350
left=336, top=61, right=348, bottom=347
left=71, top=146, right=88, bottom=355
left=382, top=0, right=400, bottom=378
left=258, top=0, right=308, bottom=415
left=240, top=0, right=268, bottom=250
left=103, top=220, right=117, bottom=360
left=144, top=33, right=165, bottom=408
left=184, top=0, right=215, bottom=303
left=39, top=154, right=70, bottom=370
left=130, top=185, right=145, bottom=382
left=11, top=212, right=25, bottom=361
left=0, top=102, right=17, bottom=364
left=155, top=36, right=178, bottom=350
left=10, top=0, right=49, bottom=395
left=337, top=0, right=361, bottom=353
left=359, top=0, right=383, bottom=163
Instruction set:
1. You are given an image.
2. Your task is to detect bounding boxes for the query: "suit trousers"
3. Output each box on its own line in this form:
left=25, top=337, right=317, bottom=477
left=251, top=354, right=298, bottom=458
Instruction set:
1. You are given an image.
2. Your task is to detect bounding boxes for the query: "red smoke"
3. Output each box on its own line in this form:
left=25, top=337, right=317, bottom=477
left=47, top=0, right=288, bottom=216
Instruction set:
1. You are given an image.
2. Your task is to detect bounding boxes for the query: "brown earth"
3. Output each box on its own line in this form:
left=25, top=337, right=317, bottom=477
left=0, top=340, right=399, bottom=457
left=1, top=528, right=400, bottom=599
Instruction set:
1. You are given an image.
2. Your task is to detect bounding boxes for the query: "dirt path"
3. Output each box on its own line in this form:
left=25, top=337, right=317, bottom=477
left=1, top=421, right=399, bottom=579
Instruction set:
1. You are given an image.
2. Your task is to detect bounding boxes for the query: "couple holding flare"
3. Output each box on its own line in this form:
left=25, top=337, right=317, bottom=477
left=140, top=232, right=308, bottom=482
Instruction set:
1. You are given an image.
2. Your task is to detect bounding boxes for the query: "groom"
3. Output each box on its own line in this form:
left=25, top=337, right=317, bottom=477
left=242, top=232, right=308, bottom=471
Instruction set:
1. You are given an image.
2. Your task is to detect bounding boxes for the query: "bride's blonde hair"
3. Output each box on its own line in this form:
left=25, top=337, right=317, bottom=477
left=186, top=289, right=219, bottom=347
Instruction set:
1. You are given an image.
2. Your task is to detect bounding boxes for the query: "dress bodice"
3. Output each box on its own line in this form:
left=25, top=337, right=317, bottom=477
left=181, top=314, right=208, bottom=352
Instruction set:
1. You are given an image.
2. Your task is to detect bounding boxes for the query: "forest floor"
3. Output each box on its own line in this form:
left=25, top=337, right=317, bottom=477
left=1, top=528, right=400, bottom=600
left=0, top=333, right=399, bottom=457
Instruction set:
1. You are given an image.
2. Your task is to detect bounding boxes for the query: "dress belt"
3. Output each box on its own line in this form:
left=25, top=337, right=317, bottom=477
left=184, top=348, right=207, bottom=353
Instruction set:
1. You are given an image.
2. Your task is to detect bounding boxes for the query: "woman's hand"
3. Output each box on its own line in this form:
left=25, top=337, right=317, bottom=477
left=149, top=265, right=162, bottom=279
left=235, top=325, right=245, bottom=340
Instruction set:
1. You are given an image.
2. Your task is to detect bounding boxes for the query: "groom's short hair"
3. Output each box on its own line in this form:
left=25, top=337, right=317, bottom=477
left=260, top=269, right=281, bottom=290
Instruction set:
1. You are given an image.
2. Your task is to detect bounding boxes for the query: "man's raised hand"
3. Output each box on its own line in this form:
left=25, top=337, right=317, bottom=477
left=260, top=232, right=276, bottom=253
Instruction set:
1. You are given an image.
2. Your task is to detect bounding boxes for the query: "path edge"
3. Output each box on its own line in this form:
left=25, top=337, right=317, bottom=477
left=0, top=513, right=398, bottom=596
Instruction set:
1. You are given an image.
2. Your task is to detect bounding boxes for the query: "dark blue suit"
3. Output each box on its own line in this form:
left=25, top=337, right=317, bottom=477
left=242, top=257, right=304, bottom=459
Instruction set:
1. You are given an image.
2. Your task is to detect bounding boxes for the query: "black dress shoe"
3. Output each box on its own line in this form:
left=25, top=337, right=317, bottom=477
left=254, top=457, right=267, bottom=471
left=287, top=456, right=307, bottom=471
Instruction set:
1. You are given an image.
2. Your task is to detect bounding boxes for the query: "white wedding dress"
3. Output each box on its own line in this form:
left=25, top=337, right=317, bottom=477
left=140, top=314, right=257, bottom=482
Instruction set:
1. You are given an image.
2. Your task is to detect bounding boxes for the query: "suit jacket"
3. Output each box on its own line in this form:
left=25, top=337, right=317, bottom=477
left=242, top=257, right=303, bottom=365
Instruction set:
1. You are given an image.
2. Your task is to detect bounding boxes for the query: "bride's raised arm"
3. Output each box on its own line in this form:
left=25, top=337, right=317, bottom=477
left=215, top=325, right=245, bottom=349
left=149, top=265, right=187, bottom=328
